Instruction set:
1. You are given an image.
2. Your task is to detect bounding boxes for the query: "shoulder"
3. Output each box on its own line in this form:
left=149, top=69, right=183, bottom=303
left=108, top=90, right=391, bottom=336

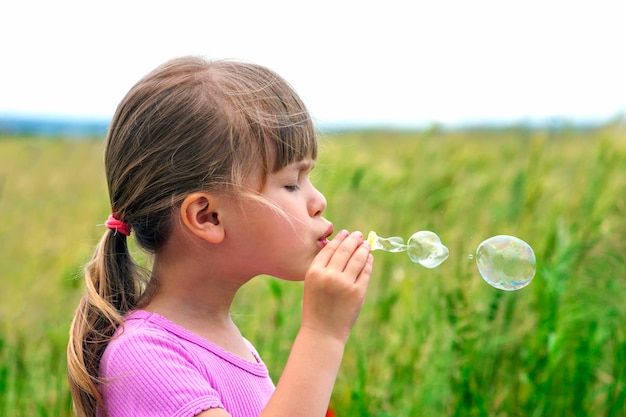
left=105, top=311, right=184, bottom=353
left=99, top=311, right=225, bottom=416
left=102, top=310, right=201, bottom=375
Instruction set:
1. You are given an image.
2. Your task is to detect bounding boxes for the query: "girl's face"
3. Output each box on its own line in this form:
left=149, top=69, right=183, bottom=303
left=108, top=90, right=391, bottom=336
left=228, top=158, right=333, bottom=281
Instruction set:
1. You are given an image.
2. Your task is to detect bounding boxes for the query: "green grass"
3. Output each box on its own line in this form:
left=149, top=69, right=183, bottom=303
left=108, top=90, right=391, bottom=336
left=1, top=124, right=625, bottom=416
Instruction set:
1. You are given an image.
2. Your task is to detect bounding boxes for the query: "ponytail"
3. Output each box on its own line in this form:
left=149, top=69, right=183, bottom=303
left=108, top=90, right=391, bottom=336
left=67, top=228, right=143, bottom=417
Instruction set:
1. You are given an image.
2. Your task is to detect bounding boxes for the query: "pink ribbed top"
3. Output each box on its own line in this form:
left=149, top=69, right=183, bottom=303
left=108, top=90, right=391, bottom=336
left=97, top=310, right=275, bottom=417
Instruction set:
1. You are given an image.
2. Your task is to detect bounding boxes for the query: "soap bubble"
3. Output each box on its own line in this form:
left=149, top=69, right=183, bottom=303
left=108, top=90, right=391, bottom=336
left=475, top=235, right=536, bottom=291
left=406, top=231, right=449, bottom=268
left=367, top=230, right=449, bottom=268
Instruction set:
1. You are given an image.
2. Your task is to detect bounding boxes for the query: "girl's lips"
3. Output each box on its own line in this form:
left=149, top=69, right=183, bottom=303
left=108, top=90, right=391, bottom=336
left=319, top=224, right=334, bottom=247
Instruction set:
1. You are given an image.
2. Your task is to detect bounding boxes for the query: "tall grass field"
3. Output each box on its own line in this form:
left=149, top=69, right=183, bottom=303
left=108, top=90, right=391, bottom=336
left=1, top=124, right=625, bottom=416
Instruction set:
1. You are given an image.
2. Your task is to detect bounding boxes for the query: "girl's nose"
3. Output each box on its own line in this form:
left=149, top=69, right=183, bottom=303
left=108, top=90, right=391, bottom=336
left=309, top=186, right=327, bottom=217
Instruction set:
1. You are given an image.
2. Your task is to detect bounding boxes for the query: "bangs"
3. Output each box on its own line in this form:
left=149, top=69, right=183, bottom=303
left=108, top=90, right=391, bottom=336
left=270, top=113, right=318, bottom=172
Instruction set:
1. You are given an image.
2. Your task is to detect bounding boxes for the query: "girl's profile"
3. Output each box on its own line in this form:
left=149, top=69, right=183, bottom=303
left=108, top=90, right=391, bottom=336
left=67, top=56, right=374, bottom=417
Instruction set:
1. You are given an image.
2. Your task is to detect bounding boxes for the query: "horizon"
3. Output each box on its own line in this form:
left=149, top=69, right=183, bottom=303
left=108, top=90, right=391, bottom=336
left=1, top=110, right=622, bottom=138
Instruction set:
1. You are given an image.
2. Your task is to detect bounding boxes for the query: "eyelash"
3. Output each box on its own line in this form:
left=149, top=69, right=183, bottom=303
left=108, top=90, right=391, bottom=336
left=285, top=184, right=300, bottom=192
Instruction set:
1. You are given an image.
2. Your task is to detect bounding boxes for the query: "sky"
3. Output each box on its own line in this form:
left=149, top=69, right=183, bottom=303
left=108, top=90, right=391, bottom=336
left=1, top=0, right=625, bottom=128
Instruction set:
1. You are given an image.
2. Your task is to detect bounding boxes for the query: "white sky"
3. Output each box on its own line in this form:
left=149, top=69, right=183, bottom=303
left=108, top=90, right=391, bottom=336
left=1, top=0, right=625, bottom=127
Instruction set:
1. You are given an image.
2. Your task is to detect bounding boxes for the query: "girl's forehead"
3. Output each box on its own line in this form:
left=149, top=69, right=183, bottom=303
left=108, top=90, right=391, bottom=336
left=291, top=158, right=315, bottom=171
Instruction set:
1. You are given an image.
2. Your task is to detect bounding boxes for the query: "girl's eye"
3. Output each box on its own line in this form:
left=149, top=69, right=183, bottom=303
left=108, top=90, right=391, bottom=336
left=285, top=185, right=300, bottom=192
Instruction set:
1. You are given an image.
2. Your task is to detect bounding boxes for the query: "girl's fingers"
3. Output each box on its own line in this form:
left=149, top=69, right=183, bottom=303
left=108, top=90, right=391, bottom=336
left=358, top=252, right=374, bottom=285
left=313, top=229, right=350, bottom=267
left=326, top=231, right=365, bottom=272
left=343, top=241, right=372, bottom=281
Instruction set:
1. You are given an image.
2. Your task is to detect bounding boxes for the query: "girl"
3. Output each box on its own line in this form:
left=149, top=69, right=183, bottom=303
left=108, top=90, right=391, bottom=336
left=67, top=56, right=373, bottom=417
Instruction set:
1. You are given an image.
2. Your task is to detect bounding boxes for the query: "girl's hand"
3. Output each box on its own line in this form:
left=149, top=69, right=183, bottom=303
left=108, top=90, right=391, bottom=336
left=302, top=230, right=373, bottom=343
left=255, top=231, right=372, bottom=417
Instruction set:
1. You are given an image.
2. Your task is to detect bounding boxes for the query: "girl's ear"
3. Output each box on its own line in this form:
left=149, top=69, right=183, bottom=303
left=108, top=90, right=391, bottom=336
left=180, top=192, right=225, bottom=244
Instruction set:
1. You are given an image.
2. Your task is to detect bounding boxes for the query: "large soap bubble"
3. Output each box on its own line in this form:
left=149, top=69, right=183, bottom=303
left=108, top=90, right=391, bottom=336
left=475, top=235, right=536, bottom=291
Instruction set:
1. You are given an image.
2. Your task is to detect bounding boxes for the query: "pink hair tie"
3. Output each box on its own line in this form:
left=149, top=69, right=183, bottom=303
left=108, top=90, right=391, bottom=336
left=105, top=214, right=132, bottom=237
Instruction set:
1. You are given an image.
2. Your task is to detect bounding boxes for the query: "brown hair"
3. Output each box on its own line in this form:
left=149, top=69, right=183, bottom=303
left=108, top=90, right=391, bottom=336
left=67, top=56, right=317, bottom=417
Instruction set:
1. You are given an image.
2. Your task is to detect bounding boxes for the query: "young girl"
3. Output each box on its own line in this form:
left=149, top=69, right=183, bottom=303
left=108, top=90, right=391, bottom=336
left=67, top=56, right=374, bottom=417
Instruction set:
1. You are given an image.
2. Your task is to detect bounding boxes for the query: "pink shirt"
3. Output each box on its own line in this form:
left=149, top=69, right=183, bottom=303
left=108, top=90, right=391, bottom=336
left=98, top=310, right=275, bottom=417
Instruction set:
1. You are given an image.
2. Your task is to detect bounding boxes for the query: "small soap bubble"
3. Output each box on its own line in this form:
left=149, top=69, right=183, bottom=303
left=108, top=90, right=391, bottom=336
left=475, top=235, right=536, bottom=291
left=406, top=231, right=449, bottom=268
left=468, top=254, right=474, bottom=260
left=367, top=230, right=448, bottom=268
